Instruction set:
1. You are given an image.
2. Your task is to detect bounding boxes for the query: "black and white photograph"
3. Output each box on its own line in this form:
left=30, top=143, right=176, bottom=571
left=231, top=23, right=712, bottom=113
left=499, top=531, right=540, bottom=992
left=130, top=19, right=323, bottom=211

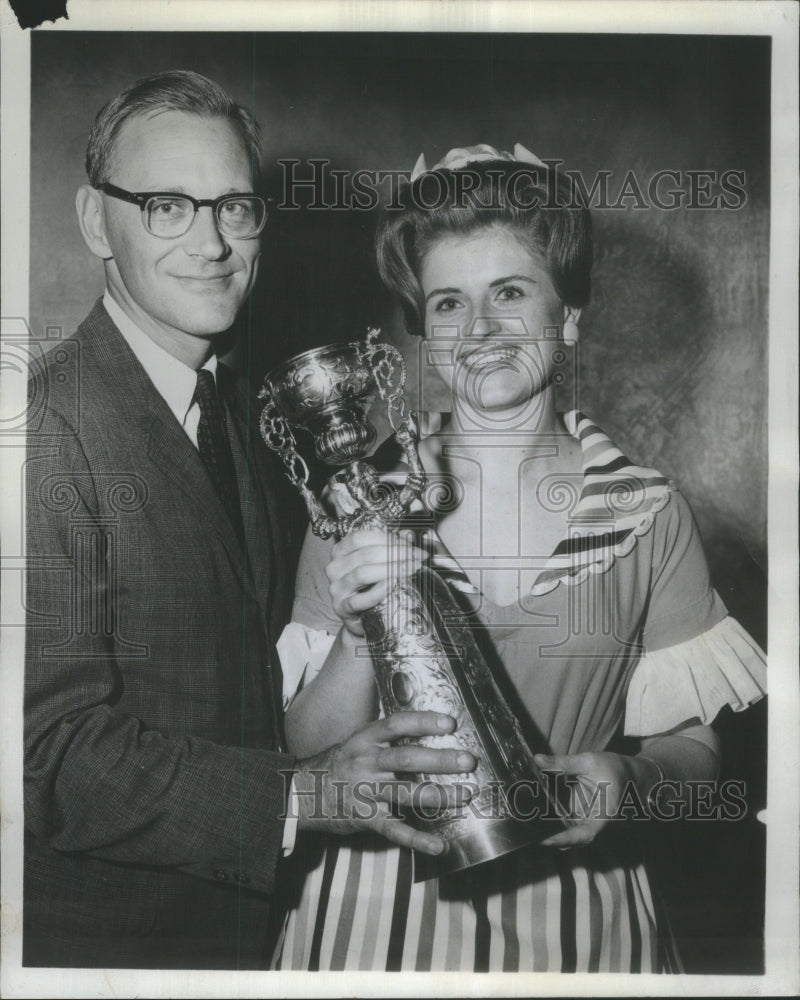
left=1, top=2, right=797, bottom=996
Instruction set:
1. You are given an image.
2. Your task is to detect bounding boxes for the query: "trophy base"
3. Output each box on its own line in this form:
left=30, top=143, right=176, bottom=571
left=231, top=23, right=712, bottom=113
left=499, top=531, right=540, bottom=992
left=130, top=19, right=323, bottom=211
left=413, top=814, right=557, bottom=883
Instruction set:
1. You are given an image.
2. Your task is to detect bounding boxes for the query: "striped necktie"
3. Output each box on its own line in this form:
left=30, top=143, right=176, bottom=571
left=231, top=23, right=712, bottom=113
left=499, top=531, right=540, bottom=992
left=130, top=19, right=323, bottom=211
left=193, top=368, right=245, bottom=545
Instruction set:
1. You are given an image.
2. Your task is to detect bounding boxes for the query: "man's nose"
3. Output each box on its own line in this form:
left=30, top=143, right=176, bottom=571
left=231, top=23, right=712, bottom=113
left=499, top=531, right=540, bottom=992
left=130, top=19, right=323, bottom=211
left=183, top=206, right=229, bottom=259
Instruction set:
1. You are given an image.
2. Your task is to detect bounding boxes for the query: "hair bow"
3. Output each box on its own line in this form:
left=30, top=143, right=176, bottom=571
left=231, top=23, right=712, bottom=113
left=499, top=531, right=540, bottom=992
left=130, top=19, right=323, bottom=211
left=410, top=142, right=546, bottom=181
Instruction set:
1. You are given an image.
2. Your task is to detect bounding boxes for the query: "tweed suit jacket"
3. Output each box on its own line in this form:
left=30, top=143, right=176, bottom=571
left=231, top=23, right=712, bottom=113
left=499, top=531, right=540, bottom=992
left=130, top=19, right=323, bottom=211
left=24, top=300, right=298, bottom=969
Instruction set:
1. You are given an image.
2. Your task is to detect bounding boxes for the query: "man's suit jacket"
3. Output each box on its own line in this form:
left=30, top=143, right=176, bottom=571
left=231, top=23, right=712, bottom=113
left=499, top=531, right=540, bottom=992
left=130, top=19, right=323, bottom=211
left=24, top=300, right=299, bottom=969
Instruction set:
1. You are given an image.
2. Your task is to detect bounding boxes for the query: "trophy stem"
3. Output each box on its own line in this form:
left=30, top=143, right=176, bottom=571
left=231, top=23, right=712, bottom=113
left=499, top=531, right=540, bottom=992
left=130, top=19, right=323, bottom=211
left=361, top=564, right=563, bottom=881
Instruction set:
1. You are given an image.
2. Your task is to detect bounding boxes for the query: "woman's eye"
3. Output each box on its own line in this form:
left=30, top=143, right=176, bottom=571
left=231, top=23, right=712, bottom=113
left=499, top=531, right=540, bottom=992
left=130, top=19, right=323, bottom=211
left=496, top=285, right=524, bottom=303
left=433, top=297, right=461, bottom=314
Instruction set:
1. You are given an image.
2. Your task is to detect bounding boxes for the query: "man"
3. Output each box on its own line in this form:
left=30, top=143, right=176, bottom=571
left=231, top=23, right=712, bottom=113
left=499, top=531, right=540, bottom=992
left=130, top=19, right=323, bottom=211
left=24, top=70, right=471, bottom=970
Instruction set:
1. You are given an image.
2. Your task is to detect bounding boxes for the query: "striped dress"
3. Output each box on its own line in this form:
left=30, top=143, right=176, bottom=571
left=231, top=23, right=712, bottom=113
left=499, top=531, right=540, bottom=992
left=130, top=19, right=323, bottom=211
left=276, top=834, right=679, bottom=972
left=274, top=410, right=766, bottom=972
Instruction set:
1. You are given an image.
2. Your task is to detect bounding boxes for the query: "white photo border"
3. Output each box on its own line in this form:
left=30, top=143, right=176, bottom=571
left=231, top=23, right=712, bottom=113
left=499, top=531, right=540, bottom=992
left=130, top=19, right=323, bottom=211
left=1, top=1, right=797, bottom=997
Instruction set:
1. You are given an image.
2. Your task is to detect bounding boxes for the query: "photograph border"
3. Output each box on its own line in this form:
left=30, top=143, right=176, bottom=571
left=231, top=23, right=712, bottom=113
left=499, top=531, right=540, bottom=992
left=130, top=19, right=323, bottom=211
left=2, top=2, right=797, bottom=997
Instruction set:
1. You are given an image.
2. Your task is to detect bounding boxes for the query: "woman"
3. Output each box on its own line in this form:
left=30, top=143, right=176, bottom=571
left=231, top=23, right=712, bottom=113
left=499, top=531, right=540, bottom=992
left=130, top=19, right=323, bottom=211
left=273, top=145, right=766, bottom=972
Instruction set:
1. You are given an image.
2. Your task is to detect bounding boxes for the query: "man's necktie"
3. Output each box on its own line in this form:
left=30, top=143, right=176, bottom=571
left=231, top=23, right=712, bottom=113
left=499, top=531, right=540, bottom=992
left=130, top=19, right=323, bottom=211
left=193, top=368, right=245, bottom=545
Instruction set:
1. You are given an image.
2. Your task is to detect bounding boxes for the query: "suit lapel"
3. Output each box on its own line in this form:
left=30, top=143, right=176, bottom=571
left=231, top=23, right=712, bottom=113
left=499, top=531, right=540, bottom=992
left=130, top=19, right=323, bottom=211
left=78, top=300, right=251, bottom=577
left=76, top=301, right=283, bottom=750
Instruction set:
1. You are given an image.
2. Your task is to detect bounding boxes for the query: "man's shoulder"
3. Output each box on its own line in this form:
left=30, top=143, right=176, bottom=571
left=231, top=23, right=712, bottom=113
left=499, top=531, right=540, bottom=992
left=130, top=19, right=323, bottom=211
left=26, top=299, right=120, bottom=434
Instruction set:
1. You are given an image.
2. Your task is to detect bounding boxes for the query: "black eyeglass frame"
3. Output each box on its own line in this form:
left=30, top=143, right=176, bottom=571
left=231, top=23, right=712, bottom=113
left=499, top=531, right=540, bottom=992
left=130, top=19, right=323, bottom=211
left=96, top=182, right=269, bottom=239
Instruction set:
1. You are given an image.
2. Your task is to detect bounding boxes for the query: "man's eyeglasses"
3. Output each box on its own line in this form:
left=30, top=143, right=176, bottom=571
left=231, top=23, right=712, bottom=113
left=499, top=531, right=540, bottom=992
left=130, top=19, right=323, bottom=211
left=97, top=183, right=269, bottom=240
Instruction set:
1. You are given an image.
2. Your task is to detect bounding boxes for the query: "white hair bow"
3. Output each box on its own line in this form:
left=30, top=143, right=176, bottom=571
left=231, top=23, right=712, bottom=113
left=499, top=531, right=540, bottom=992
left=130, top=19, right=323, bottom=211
left=410, top=142, right=546, bottom=181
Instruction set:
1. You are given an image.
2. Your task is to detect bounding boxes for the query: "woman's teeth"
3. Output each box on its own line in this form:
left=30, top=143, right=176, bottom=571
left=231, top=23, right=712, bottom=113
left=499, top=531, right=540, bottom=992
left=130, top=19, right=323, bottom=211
left=462, top=346, right=519, bottom=368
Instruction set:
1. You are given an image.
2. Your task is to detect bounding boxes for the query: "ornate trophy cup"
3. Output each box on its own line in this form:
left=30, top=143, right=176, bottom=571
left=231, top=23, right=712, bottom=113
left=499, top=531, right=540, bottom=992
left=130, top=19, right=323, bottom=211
left=259, top=330, right=561, bottom=878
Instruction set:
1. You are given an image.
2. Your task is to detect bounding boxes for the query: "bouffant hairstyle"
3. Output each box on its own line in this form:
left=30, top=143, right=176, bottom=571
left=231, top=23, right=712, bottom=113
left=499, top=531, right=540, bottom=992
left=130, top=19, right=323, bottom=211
left=85, top=69, right=263, bottom=186
left=376, top=160, right=592, bottom=337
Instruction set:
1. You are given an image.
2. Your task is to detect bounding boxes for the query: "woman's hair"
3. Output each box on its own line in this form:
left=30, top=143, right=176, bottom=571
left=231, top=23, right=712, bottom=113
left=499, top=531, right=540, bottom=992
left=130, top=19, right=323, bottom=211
left=85, top=69, right=263, bottom=187
left=376, top=160, right=592, bottom=337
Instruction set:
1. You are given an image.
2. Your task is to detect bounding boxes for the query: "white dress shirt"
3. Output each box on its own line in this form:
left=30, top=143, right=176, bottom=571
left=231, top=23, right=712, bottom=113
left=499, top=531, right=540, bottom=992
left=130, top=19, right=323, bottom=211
left=103, top=292, right=214, bottom=448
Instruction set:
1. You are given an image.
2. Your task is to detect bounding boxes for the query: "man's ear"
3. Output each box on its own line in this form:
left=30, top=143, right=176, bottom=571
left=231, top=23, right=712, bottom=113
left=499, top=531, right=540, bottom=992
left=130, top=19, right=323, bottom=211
left=562, top=305, right=581, bottom=345
left=76, top=184, right=114, bottom=260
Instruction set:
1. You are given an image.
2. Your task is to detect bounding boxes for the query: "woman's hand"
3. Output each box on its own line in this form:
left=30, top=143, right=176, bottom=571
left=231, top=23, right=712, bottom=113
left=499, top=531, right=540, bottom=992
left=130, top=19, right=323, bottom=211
left=534, top=725, right=720, bottom=849
left=533, top=751, right=659, bottom=849
left=326, top=528, right=426, bottom=635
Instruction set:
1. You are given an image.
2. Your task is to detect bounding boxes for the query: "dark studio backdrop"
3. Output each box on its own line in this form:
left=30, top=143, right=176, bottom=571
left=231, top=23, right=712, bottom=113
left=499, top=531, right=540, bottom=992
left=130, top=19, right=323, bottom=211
left=30, top=30, right=769, bottom=973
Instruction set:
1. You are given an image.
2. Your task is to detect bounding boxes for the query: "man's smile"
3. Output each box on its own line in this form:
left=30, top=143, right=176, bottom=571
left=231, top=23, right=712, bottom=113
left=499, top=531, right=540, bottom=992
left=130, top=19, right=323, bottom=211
left=170, top=272, right=237, bottom=283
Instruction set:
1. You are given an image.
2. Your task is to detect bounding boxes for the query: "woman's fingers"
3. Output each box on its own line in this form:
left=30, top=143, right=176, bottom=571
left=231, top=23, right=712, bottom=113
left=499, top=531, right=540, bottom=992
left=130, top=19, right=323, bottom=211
left=539, top=824, right=598, bottom=849
left=325, top=543, right=391, bottom=582
left=327, top=534, right=426, bottom=585
left=329, top=549, right=426, bottom=594
left=334, top=580, right=390, bottom=619
left=331, top=528, right=392, bottom=557
left=535, top=752, right=597, bottom=777
left=534, top=751, right=634, bottom=850
left=327, top=528, right=427, bottom=626
left=329, top=548, right=426, bottom=626
left=331, top=560, right=395, bottom=599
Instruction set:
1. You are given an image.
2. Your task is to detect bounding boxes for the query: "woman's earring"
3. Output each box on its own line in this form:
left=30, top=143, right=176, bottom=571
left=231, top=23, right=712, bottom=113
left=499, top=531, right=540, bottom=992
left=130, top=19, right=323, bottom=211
left=563, top=314, right=580, bottom=345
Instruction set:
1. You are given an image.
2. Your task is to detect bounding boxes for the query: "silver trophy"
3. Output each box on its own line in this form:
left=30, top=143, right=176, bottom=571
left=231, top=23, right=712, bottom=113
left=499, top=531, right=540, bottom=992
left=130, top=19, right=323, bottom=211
left=259, top=330, right=561, bottom=878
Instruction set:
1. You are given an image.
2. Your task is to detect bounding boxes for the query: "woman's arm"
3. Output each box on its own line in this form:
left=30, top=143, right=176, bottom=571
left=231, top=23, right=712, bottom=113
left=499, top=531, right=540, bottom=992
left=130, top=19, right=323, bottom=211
left=534, top=720, right=720, bottom=849
left=638, top=720, right=720, bottom=788
left=284, top=626, right=379, bottom=756
left=284, top=528, right=426, bottom=757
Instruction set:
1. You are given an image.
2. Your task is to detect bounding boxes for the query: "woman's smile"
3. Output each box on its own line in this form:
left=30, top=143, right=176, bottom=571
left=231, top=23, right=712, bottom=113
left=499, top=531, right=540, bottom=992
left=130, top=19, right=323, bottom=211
left=459, top=343, right=521, bottom=368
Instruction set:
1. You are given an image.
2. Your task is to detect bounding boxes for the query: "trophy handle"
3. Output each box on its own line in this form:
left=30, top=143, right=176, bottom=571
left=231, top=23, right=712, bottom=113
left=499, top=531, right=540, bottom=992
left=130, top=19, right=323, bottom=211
left=260, top=329, right=425, bottom=538
left=355, top=330, right=426, bottom=517
left=258, top=391, right=343, bottom=538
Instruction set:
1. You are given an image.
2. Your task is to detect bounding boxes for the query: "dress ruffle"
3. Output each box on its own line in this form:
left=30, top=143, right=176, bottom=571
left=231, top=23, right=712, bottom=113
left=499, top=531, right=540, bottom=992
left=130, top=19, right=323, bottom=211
left=624, top=616, right=766, bottom=736
left=530, top=485, right=674, bottom=597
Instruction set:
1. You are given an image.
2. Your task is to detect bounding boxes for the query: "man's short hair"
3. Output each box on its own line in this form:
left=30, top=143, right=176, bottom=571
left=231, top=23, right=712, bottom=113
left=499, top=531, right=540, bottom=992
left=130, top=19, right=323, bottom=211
left=85, top=69, right=263, bottom=187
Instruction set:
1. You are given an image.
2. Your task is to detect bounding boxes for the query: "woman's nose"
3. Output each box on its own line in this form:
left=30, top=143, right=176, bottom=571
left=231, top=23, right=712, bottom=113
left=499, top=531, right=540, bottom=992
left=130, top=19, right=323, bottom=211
left=467, top=314, right=502, bottom=339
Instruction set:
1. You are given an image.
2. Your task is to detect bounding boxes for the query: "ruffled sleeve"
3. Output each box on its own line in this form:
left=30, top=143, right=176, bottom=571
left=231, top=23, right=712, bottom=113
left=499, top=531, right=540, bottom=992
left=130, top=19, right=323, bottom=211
left=624, top=616, right=766, bottom=737
left=274, top=523, right=345, bottom=709
left=276, top=621, right=337, bottom=709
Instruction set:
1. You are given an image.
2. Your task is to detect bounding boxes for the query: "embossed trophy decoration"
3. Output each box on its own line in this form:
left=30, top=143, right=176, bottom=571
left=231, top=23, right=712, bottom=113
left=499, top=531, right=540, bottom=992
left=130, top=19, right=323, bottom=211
left=259, top=330, right=560, bottom=878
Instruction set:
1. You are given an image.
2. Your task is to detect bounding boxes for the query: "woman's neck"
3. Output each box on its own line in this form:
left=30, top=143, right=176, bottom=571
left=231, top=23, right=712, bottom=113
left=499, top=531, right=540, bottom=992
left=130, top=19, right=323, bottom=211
left=421, top=390, right=584, bottom=608
left=441, top=384, right=569, bottom=450
left=422, top=385, right=583, bottom=516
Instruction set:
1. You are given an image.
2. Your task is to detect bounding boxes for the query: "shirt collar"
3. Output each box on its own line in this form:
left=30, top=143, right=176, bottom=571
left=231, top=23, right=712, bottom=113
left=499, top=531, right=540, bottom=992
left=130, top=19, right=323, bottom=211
left=103, top=291, right=217, bottom=426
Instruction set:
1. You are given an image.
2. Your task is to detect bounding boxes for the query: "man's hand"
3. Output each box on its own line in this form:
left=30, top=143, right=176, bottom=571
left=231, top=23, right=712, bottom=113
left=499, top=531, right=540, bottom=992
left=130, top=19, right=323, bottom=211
left=293, top=712, right=477, bottom=855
